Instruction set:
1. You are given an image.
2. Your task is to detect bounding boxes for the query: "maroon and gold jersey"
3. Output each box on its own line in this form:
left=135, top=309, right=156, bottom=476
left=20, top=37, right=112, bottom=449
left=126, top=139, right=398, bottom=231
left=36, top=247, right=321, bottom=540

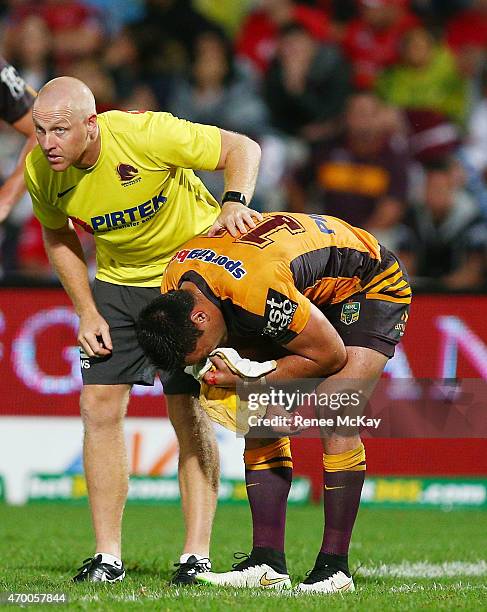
left=162, top=212, right=411, bottom=344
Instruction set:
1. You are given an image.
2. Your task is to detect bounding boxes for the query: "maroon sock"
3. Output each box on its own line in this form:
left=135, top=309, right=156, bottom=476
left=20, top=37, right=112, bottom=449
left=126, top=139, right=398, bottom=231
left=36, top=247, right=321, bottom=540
left=321, top=445, right=366, bottom=556
left=244, top=439, right=293, bottom=552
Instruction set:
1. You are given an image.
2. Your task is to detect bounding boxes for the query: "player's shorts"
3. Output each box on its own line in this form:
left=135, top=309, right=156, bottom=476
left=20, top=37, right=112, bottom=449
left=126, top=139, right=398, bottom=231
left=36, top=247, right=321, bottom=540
left=80, top=279, right=200, bottom=395
left=320, top=249, right=411, bottom=359
left=227, top=249, right=410, bottom=363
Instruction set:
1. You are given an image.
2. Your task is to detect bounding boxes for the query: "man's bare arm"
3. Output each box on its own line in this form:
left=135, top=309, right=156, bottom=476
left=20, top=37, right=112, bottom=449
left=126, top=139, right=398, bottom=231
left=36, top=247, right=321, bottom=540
left=0, top=112, right=37, bottom=222
left=216, top=129, right=261, bottom=203
left=206, top=304, right=347, bottom=386
left=43, top=222, right=112, bottom=357
left=266, top=304, right=347, bottom=381
left=207, top=129, right=263, bottom=237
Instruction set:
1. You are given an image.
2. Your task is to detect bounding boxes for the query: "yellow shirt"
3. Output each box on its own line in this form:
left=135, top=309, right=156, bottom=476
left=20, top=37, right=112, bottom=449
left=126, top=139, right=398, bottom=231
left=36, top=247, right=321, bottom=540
left=25, top=110, right=222, bottom=286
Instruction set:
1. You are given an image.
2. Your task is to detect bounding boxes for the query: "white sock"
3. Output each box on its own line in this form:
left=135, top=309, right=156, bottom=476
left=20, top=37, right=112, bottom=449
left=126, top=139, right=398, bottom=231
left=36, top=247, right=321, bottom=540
left=95, top=552, right=123, bottom=567
left=180, top=552, right=211, bottom=567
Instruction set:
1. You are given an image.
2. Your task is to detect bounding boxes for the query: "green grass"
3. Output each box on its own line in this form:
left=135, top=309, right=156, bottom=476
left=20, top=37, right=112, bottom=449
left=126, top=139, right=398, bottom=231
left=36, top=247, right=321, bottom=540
left=1, top=503, right=486, bottom=610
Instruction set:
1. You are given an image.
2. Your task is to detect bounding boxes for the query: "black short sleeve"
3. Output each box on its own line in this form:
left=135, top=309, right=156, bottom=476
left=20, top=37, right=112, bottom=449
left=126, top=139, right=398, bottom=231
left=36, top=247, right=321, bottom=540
left=0, top=57, right=35, bottom=124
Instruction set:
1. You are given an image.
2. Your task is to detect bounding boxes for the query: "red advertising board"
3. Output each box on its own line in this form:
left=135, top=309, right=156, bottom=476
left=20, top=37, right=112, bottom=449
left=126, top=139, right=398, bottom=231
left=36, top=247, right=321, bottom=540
left=0, top=288, right=167, bottom=416
left=1, top=289, right=486, bottom=491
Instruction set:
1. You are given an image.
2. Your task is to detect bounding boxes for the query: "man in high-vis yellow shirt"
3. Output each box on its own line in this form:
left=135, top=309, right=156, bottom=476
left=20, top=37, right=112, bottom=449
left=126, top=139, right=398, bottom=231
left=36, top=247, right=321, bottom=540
left=24, top=76, right=263, bottom=584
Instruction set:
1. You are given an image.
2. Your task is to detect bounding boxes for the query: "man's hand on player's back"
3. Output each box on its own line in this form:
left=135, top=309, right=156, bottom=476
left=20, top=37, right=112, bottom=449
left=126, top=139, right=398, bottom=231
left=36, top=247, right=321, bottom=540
left=208, top=201, right=263, bottom=238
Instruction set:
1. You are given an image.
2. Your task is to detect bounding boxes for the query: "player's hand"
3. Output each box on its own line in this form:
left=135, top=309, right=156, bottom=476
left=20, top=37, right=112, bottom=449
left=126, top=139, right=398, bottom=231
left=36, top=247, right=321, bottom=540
left=78, top=310, right=113, bottom=357
left=207, top=202, right=263, bottom=238
left=202, top=355, right=241, bottom=387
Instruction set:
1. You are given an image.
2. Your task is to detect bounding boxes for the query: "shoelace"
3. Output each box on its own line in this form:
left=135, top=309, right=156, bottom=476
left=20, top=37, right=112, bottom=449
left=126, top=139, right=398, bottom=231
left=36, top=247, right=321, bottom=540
left=76, top=555, right=122, bottom=575
left=351, top=562, right=363, bottom=579
left=76, top=556, right=98, bottom=573
left=231, top=552, right=255, bottom=571
left=305, top=563, right=338, bottom=581
left=173, top=557, right=211, bottom=575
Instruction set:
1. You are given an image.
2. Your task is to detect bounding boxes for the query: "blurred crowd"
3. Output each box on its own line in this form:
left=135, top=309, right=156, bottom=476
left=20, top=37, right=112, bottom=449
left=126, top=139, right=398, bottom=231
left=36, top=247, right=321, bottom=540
left=1, top=0, right=487, bottom=290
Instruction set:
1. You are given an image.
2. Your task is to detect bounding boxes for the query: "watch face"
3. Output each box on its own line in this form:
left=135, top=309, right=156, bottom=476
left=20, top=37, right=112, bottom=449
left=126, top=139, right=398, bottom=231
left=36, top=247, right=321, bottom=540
left=223, top=191, right=246, bottom=205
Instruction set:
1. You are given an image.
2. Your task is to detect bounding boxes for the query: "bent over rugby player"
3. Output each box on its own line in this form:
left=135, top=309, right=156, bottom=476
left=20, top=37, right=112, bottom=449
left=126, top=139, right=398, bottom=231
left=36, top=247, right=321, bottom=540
left=137, top=212, right=411, bottom=593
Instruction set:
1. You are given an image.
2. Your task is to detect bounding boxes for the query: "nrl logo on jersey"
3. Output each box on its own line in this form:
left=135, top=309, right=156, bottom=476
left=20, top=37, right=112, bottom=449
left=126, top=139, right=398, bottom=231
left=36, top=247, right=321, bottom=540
left=341, top=301, right=360, bottom=325
left=116, top=163, right=141, bottom=186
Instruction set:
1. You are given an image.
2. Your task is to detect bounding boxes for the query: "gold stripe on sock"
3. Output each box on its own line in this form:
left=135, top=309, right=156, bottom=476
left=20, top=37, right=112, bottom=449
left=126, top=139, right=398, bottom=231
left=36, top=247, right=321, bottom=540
left=247, top=460, right=294, bottom=471
left=244, top=438, right=291, bottom=468
left=323, top=443, right=366, bottom=472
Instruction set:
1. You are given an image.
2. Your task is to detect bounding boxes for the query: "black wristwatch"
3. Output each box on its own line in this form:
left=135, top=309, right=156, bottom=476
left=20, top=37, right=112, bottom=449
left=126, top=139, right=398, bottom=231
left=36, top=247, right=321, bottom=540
left=221, top=191, right=247, bottom=206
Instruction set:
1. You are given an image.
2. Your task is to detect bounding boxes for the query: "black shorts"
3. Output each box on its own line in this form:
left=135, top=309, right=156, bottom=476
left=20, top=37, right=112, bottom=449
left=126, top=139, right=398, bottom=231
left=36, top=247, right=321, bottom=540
left=320, top=252, right=411, bottom=359
left=321, top=293, right=409, bottom=359
left=235, top=250, right=410, bottom=361
left=80, top=279, right=200, bottom=395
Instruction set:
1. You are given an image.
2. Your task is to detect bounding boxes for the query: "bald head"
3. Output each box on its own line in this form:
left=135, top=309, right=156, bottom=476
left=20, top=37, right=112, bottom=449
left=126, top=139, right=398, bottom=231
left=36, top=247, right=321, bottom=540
left=34, top=77, right=96, bottom=119
left=33, top=77, right=101, bottom=171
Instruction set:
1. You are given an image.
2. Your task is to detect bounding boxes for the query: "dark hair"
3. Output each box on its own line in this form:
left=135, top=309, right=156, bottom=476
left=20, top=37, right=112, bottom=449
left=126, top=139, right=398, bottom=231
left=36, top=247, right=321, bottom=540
left=136, top=290, right=203, bottom=371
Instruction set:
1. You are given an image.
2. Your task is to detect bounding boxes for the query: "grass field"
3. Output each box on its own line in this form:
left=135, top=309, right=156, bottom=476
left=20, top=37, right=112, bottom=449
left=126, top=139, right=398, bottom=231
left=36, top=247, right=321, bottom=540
left=1, top=503, right=486, bottom=610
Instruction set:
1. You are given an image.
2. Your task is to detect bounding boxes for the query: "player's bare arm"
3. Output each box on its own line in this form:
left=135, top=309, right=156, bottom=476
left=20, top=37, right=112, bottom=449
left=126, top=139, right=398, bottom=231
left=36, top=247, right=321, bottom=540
left=269, top=304, right=347, bottom=381
left=207, top=129, right=263, bottom=237
left=0, top=111, right=37, bottom=223
left=42, top=221, right=112, bottom=357
left=204, top=304, right=347, bottom=387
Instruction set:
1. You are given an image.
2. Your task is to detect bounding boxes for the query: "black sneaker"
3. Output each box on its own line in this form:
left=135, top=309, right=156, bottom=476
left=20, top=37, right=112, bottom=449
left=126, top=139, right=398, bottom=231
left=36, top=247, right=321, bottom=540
left=296, top=552, right=355, bottom=594
left=170, top=555, right=211, bottom=585
left=73, top=554, right=125, bottom=582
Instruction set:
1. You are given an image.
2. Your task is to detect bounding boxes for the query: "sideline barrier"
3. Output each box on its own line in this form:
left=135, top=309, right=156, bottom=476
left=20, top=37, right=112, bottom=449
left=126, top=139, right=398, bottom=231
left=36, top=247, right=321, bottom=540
left=1, top=290, right=486, bottom=503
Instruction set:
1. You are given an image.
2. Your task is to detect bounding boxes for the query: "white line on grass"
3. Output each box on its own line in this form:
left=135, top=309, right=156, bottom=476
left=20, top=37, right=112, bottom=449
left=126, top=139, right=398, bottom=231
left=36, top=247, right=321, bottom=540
left=360, top=561, right=487, bottom=578
left=390, top=582, right=487, bottom=593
